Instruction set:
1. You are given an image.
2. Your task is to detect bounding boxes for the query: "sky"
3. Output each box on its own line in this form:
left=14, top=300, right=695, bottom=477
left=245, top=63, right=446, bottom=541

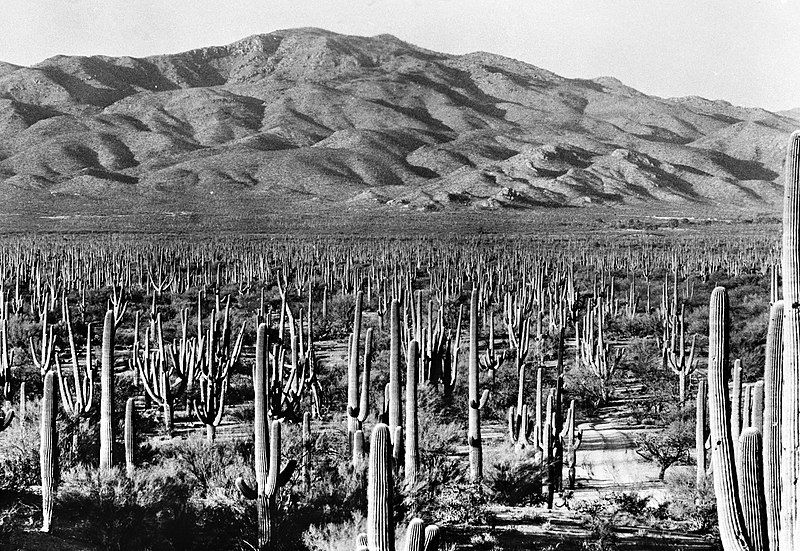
left=2, top=0, right=798, bottom=111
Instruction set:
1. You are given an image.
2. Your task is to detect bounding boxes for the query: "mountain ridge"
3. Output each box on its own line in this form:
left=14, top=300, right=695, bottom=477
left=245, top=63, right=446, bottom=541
left=0, top=27, right=795, bottom=219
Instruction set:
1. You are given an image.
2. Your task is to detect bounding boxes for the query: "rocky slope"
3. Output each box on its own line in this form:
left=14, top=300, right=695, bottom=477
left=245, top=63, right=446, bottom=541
left=0, top=27, right=795, bottom=218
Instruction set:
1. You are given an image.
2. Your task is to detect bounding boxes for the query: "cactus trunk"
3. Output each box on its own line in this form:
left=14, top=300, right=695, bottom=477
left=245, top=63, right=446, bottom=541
left=367, top=423, right=394, bottom=551
left=781, top=130, right=800, bottom=550
left=125, top=397, right=135, bottom=478
left=405, top=340, right=419, bottom=485
left=468, top=288, right=483, bottom=483
left=763, top=300, right=783, bottom=551
left=99, top=310, right=115, bottom=470
left=40, top=371, right=57, bottom=532
left=707, top=286, right=749, bottom=551
left=389, top=300, right=402, bottom=438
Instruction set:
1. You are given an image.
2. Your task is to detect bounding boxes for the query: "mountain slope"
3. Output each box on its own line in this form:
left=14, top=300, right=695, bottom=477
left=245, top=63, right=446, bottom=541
left=0, top=27, right=795, bottom=217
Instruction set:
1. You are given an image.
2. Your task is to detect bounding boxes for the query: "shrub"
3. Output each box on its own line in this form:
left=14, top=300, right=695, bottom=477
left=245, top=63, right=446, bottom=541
left=159, top=434, right=251, bottom=498
left=302, top=513, right=365, bottom=551
left=666, top=470, right=717, bottom=532
left=634, top=416, right=694, bottom=480
left=486, top=445, right=546, bottom=506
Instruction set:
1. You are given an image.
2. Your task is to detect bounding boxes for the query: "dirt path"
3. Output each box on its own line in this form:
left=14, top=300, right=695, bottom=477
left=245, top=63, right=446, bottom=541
left=573, top=378, right=666, bottom=500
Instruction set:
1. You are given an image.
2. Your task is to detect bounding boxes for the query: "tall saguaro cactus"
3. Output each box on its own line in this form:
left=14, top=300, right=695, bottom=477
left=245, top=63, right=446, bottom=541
left=707, top=286, right=750, bottom=551
left=40, top=370, right=57, bottom=532
left=238, top=325, right=297, bottom=550
left=347, top=291, right=364, bottom=439
left=696, top=379, right=708, bottom=486
left=125, top=397, right=136, bottom=478
left=388, top=300, right=402, bottom=439
left=781, top=130, right=800, bottom=551
left=762, top=299, right=783, bottom=551
left=99, top=310, right=115, bottom=470
left=357, top=423, right=440, bottom=551
left=468, top=288, right=489, bottom=483
left=405, top=340, right=420, bottom=485
left=366, top=423, right=394, bottom=551
left=738, top=428, right=766, bottom=551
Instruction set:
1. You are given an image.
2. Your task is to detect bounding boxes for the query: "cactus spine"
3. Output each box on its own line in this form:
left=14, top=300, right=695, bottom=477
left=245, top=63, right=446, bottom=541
left=99, top=310, right=115, bottom=470
left=40, top=370, right=57, bottom=532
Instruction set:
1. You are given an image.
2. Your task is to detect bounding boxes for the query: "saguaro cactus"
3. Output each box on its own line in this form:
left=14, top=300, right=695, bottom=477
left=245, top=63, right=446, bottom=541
left=388, top=299, right=403, bottom=439
left=781, top=129, right=800, bottom=550
left=238, top=328, right=297, bottom=550
left=696, top=379, right=708, bottom=486
left=125, top=397, right=136, bottom=478
left=302, top=411, right=312, bottom=492
left=40, top=370, right=57, bottom=532
left=99, top=310, right=115, bottom=470
left=236, top=420, right=296, bottom=550
left=559, top=399, right=583, bottom=490
left=707, top=286, right=749, bottom=551
left=347, top=291, right=364, bottom=439
left=357, top=423, right=440, bottom=551
left=366, top=423, right=394, bottom=551
left=348, top=327, right=373, bottom=463
left=468, top=288, right=489, bottom=483
left=762, top=300, right=783, bottom=551
left=738, top=428, right=766, bottom=551
left=405, top=340, right=419, bottom=485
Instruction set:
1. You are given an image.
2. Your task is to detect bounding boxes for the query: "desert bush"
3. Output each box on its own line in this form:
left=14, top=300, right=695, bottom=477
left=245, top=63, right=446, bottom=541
left=486, top=445, right=545, bottom=506
left=58, top=466, right=193, bottom=550
left=159, top=434, right=251, bottom=498
left=564, top=362, right=607, bottom=417
left=665, top=470, right=717, bottom=532
left=606, top=491, right=650, bottom=517
left=313, top=293, right=356, bottom=340
left=302, top=513, right=365, bottom=551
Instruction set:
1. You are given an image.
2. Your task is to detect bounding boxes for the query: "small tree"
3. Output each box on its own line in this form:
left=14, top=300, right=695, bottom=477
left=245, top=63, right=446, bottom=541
left=635, top=418, right=694, bottom=480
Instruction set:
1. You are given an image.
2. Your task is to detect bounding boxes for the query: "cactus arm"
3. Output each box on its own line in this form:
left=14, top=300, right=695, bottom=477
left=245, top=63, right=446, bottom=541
left=423, top=525, right=441, bottom=551
left=236, top=477, right=258, bottom=500
left=404, top=518, right=424, bottom=551
left=358, top=328, right=373, bottom=424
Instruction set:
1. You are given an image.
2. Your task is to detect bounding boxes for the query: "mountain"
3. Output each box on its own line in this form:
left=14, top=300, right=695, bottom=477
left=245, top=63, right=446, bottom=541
left=780, top=108, right=800, bottom=122
left=0, top=27, right=795, bottom=221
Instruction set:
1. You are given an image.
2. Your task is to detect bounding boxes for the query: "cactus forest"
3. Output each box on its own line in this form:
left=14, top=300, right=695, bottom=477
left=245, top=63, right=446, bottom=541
left=0, top=136, right=796, bottom=549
